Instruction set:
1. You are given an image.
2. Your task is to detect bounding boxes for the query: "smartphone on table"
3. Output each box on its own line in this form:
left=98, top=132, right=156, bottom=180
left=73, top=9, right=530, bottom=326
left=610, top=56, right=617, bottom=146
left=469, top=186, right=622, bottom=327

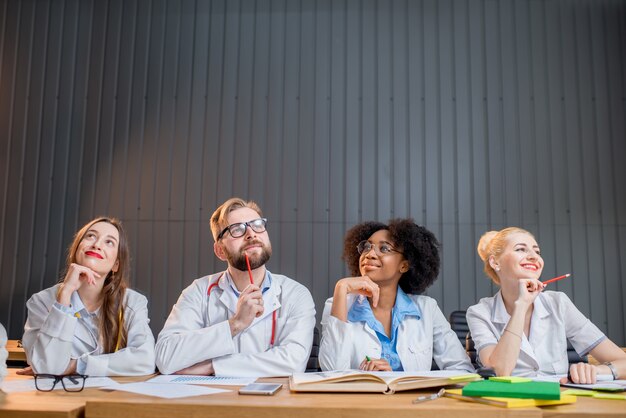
left=238, top=383, right=283, bottom=395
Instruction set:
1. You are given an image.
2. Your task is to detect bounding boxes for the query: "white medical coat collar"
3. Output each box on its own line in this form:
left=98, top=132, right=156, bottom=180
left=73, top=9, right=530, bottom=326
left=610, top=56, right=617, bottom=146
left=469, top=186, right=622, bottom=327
left=491, top=290, right=549, bottom=365
left=491, top=291, right=550, bottom=325
left=214, top=270, right=282, bottom=323
left=66, top=291, right=100, bottom=351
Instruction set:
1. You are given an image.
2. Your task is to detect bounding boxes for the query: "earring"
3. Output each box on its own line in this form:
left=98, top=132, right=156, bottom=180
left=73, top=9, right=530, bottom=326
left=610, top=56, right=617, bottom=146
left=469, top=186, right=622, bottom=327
left=494, top=266, right=500, bottom=272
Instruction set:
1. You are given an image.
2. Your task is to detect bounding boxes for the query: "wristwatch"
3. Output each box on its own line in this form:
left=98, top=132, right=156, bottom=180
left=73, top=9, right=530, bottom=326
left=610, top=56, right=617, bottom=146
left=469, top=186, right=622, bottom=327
left=604, top=362, right=619, bottom=380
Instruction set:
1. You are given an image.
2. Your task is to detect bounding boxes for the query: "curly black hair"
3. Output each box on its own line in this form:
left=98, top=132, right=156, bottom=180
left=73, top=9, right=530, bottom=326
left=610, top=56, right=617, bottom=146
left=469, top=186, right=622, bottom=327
left=342, top=219, right=441, bottom=294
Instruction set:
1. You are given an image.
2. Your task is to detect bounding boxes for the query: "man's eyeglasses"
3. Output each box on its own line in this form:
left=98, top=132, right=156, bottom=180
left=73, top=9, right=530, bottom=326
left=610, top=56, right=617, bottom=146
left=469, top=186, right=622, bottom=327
left=34, top=374, right=88, bottom=392
left=217, top=218, right=268, bottom=240
left=357, top=241, right=403, bottom=257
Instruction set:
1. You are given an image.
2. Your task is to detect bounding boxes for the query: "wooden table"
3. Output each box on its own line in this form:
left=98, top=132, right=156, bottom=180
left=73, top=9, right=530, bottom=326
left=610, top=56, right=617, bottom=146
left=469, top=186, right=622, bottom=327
left=3, top=371, right=625, bottom=418
left=6, top=341, right=26, bottom=362
left=0, top=370, right=86, bottom=418
left=0, top=370, right=150, bottom=418
left=541, top=397, right=626, bottom=418
left=85, top=378, right=543, bottom=418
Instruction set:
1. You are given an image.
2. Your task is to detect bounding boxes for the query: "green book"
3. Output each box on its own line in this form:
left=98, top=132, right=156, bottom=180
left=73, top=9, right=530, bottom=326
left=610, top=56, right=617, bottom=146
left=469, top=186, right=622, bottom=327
left=462, top=380, right=561, bottom=400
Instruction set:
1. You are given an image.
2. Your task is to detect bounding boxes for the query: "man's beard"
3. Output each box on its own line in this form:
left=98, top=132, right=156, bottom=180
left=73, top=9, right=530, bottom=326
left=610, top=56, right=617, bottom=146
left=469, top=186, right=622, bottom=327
left=226, top=242, right=272, bottom=271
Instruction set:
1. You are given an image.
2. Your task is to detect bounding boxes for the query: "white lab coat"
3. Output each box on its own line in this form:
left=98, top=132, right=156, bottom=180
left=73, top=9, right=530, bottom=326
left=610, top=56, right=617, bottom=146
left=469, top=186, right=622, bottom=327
left=0, top=323, right=7, bottom=383
left=22, top=285, right=156, bottom=376
left=319, top=294, right=474, bottom=372
left=155, top=271, right=316, bottom=377
left=467, top=290, right=606, bottom=376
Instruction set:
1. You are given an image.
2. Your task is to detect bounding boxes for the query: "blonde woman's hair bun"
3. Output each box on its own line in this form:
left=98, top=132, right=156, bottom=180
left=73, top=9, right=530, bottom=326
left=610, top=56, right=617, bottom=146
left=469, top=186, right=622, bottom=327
left=477, top=230, right=499, bottom=261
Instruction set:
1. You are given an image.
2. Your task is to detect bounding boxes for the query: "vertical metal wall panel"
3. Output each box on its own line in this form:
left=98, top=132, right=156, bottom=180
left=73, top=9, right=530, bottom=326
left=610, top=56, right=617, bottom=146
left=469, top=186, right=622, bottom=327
left=454, top=0, right=477, bottom=310
left=6, top=0, right=33, bottom=334
left=611, top=0, right=626, bottom=345
left=545, top=0, right=574, bottom=300
left=0, top=0, right=10, bottom=319
left=200, top=0, right=225, bottom=278
left=391, top=0, right=408, bottom=219
left=423, top=0, right=442, bottom=303
left=181, top=0, right=209, bottom=292
left=327, top=0, right=347, bottom=302
left=311, top=0, right=332, bottom=305
left=295, top=0, right=315, bottom=292
left=1, top=0, right=625, bottom=346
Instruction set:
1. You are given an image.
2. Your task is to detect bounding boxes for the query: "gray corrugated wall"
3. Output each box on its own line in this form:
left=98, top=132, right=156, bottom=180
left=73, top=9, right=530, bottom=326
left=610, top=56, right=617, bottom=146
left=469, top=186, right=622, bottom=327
left=1, top=0, right=625, bottom=345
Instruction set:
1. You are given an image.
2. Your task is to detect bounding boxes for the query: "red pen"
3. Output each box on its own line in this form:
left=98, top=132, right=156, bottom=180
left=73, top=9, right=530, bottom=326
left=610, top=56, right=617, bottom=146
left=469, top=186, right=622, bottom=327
left=542, top=273, right=571, bottom=285
left=245, top=253, right=254, bottom=285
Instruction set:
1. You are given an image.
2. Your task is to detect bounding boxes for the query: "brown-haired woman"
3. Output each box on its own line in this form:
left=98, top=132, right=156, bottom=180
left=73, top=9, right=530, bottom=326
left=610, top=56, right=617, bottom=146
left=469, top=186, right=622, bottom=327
left=22, top=217, right=155, bottom=376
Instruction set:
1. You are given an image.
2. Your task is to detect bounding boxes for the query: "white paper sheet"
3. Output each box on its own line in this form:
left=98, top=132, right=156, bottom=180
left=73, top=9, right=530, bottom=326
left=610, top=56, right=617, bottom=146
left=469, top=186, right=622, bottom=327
left=102, top=382, right=230, bottom=398
left=533, top=374, right=615, bottom=383
left=1, top=377, right=117, bottom=393
left=533, top=374, right=626, bottom=391
left=146, top=374, right=256, bottom=386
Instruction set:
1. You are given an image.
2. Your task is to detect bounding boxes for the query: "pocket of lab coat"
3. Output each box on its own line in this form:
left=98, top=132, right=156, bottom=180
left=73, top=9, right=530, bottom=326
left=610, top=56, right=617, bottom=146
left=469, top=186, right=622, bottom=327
left=406, top=345, right=433, bottom=370
left=544, top=337, right=568, bottom=374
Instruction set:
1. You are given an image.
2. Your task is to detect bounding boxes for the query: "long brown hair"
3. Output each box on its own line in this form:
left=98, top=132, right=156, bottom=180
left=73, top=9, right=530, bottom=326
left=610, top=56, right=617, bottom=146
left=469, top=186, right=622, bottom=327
left=62, top=217, right=130, bottom=353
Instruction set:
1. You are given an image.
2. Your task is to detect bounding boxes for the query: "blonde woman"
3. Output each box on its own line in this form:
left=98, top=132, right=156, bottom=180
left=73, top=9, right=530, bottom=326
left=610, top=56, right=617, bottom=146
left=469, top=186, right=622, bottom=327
left=467, top=227, right=626, bottom=383
left=22, top=217, right=155, bottom=376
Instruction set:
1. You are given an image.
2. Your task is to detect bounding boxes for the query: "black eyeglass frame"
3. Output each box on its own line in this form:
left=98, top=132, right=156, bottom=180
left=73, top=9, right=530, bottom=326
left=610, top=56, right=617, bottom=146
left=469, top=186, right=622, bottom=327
left=217, top=218, right=268, bottom=240
left=356, top=240, right=404, bottom=257
left=33, top=373, right=88, bottom=392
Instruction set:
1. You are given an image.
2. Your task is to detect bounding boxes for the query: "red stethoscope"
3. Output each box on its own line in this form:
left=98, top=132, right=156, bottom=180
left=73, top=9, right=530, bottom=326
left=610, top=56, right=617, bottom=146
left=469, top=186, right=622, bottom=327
left=207, top=272, right=277, bottom=347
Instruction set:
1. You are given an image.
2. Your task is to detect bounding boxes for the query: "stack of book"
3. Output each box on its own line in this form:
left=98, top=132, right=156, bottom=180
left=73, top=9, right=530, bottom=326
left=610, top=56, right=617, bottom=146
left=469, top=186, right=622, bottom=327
left=444, top=377, right=577, bottom=408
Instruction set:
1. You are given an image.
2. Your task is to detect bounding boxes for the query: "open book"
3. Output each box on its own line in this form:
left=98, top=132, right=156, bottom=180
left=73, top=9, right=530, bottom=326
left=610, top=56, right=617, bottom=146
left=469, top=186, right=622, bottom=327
left=289, top=370, right=480, bottom=394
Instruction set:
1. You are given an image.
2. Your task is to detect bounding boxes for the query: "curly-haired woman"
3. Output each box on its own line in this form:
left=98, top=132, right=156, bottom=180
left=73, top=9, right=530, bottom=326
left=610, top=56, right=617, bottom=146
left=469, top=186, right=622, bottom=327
left=319, top=219, right=473, bottom=372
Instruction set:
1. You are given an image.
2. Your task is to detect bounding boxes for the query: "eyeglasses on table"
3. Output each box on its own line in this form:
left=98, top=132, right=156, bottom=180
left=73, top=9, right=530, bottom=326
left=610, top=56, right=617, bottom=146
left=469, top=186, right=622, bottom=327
left=34, top=373, right=88, bottom=392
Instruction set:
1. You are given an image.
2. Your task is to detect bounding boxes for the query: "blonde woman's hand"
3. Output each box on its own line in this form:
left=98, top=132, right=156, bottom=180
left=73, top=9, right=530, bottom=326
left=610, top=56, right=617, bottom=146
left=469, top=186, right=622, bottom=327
left=515, top=278, right=544, bottom=307
left=560, top=362, right=598, bottom=384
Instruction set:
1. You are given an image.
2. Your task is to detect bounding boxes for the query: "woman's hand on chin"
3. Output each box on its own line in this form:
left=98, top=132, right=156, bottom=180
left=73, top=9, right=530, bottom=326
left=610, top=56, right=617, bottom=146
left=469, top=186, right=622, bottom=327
left=515, top=278, right=544, bottom=306
left=336, top=277, right=380, bottom=307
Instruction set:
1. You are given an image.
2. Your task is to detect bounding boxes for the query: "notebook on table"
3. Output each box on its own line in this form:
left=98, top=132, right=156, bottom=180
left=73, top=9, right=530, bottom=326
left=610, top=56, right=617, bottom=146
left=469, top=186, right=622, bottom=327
left=445, top=388, right=576, bottom=408
left=462, top=379, right=561, bottom=400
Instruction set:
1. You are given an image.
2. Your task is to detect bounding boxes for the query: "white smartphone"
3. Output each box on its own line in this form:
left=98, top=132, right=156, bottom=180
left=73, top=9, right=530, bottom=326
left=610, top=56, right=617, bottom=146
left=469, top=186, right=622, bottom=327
left=238, top=383, right=283, bottom=395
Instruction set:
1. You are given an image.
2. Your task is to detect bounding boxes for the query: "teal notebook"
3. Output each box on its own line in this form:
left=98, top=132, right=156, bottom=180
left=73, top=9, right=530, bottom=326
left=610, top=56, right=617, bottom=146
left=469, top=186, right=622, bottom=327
left=462, top=380, right=561, bottom=400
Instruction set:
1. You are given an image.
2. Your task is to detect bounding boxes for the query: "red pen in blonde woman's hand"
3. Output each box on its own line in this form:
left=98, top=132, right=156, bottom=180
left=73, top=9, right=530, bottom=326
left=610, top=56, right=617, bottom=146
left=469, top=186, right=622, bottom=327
left=542, top=273, right=571, bottom=285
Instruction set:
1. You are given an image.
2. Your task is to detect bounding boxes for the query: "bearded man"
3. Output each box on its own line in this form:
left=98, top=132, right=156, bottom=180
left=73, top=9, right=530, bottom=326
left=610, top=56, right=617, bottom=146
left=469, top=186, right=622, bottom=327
left=155, top=198, right=315, bottom=377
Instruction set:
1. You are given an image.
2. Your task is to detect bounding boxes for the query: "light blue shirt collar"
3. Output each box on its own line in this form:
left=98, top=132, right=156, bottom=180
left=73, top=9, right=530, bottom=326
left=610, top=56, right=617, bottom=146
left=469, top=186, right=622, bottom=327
left=225, top=270, right=273, bottom=297
left=394, top=287, right=422, bottom=320
left=348, top=287, right=421, bottom=324
left=69, top=290, right=99, bottom=316
left=347, top=287, right=420, bottom=371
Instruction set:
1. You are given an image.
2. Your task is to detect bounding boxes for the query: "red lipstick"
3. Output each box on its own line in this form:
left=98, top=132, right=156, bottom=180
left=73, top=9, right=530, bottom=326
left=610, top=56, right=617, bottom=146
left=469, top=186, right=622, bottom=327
left=85, top=251, right=103, bottom=259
